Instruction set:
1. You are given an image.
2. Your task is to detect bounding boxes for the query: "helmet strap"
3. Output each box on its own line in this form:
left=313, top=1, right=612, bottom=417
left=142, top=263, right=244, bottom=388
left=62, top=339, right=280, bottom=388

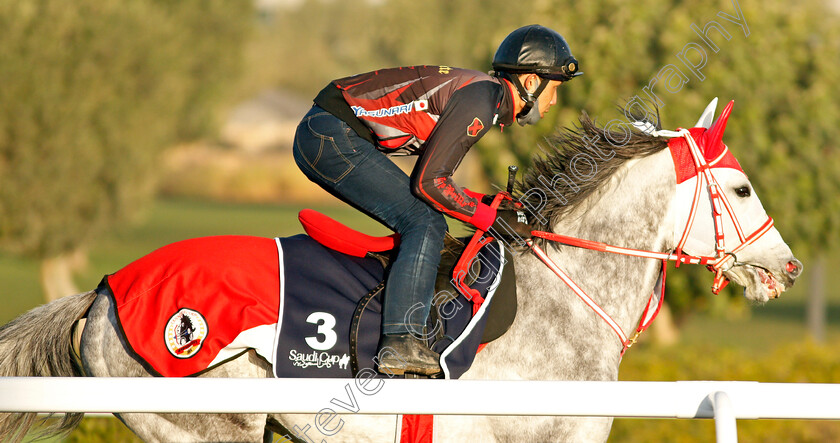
left=517, top=97, right=542, bottom=126
left=503, top=72, right=548, bottom=123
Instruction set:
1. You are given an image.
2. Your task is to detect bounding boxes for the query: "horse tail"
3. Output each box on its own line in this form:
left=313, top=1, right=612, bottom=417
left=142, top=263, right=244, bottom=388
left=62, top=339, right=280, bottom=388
left=0, top=290, right=97, bottom=442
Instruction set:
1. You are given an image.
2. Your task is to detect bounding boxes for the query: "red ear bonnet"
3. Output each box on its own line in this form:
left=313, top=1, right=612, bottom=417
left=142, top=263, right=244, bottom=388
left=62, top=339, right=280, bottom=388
left=702, top=100, right=734, bottom=160
left=668, top=100, right=744, bottom=184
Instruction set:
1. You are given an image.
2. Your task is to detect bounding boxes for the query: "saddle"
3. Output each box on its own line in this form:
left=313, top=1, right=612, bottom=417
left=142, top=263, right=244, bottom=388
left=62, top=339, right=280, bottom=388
left=298, top=209, right=477, bottom=301
left=298, top=209, right=517, bottom=371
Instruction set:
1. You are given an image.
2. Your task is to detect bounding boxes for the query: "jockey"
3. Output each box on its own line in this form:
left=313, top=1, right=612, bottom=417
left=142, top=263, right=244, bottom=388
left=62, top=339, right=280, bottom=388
left=292, top=24, right=582, bottom=376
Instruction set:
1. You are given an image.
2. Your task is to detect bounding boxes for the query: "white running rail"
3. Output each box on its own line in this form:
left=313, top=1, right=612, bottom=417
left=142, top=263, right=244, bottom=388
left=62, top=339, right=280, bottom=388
left=2, top=378, right=839, bottom=443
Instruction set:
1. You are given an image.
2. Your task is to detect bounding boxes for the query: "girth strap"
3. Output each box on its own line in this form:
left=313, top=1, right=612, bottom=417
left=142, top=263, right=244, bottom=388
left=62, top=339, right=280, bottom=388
left=349, top=280, right=385, bottom=377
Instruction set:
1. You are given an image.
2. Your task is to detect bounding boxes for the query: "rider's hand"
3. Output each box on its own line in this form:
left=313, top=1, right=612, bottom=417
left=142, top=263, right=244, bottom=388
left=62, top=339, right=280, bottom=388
left=489, top=209, right=532, bottom=239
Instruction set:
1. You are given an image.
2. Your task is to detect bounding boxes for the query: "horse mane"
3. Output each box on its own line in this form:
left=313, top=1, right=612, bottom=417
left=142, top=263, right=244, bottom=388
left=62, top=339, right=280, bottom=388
left=517, top=111, right=670, bottom=231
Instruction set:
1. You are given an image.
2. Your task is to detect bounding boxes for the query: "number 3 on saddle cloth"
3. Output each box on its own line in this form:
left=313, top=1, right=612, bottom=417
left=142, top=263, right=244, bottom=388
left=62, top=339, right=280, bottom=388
left=101, top=209, right=516, bottom=380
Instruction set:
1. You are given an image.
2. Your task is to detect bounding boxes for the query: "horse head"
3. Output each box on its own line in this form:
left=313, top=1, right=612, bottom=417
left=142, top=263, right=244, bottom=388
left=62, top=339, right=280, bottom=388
left=513, top=98, right=801, bottom=352
left=669, top=98, right=802, bottom=302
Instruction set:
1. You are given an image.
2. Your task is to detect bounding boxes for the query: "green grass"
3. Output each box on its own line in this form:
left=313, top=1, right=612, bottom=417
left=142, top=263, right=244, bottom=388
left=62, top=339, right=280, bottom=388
left=1, top=198, right=392, bottom=324
left=77, top=198, right=394, bottom=292
left=0, top=254, right=45, bottom=325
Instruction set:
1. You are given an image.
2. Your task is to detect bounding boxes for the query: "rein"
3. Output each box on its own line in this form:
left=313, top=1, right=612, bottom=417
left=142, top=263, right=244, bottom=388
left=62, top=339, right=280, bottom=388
left=526, top=128, right=774, bottom=354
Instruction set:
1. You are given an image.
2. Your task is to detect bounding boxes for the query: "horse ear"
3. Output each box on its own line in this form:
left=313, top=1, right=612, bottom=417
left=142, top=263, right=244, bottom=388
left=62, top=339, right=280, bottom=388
left=694, top=97, right=719, bottom=129
left=703, top=100, right=734, bottom=151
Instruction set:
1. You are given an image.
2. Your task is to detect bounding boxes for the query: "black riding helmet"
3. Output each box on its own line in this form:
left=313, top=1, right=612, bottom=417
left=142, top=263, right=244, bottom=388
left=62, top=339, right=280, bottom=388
left=492, top=25, right=582, bottom=125
left=492, top=24, right=582, bottom=81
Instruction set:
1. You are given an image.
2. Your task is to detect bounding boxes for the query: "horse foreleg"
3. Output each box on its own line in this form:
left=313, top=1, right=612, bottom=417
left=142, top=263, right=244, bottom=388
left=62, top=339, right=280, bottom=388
left=80, top=293, right=270, bottom=442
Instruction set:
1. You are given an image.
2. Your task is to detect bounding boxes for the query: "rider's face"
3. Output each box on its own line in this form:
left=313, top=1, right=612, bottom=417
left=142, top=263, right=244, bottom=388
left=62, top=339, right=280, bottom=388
left=521, top=74, right=563, bottom=117
left=536, top=80, right=562, bottom=117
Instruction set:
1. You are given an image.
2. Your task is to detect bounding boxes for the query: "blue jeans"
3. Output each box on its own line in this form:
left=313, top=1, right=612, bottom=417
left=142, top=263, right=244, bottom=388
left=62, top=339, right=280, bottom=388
left=292, top=105, right=447, bottom=335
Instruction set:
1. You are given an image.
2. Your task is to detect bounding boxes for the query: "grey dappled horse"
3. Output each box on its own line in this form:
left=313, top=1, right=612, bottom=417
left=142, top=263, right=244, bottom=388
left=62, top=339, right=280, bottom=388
left=0, top=100, right=802, bottom=442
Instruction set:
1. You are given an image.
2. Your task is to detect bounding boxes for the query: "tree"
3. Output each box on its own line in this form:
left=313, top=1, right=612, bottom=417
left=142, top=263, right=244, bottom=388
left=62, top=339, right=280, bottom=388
left=0, top=0, right=252, bottom=300
left=264, top=0, right=840, bottom=330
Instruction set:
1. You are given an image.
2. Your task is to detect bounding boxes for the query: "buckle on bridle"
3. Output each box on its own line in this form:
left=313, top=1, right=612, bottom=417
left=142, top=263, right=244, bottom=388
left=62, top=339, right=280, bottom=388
left=715, top=252, right=738, bottom=272
left=707, top=253, right=737, bottom=294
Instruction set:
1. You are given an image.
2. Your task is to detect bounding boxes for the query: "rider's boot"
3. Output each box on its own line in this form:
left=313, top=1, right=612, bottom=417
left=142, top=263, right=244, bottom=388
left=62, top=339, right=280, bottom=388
left=377, top=333, right=441, bottom=376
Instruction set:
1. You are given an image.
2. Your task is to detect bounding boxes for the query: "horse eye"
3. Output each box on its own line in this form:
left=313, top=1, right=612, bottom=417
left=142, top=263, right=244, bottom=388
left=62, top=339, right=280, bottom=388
left=735, top=186, right=751, bottom=198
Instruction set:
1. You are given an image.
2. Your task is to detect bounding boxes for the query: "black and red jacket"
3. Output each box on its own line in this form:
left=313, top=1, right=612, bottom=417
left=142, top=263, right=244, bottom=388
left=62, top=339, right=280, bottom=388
left=314, top=65, right=515, bottom=230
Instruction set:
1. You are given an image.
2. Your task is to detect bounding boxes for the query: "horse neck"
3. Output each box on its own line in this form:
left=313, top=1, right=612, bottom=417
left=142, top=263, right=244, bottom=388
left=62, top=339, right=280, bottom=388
left=513, top=149, right=676, bottom=365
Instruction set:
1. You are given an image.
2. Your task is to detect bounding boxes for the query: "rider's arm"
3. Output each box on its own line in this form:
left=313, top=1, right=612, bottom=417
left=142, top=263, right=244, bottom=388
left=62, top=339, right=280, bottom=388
left=410, top=81, right=502, bottom=230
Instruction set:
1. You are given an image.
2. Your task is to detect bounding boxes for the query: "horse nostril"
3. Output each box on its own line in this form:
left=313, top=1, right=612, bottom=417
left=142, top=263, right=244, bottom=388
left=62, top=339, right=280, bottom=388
left=785, top=259, right=803, bottom=278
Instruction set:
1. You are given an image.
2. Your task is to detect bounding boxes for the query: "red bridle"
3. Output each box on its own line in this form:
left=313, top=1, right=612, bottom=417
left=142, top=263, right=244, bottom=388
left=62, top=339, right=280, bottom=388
left=527, top=127, right=775, bottom=354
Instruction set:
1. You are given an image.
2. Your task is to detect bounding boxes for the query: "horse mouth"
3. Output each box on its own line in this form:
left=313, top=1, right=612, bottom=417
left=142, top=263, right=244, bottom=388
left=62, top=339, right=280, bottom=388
left=726, top=264, right=785, bottom=302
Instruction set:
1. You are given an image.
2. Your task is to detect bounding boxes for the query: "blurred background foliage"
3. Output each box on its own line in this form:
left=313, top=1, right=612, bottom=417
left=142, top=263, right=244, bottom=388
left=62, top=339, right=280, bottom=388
left=3, top=0, right=835, bottom=324
left=1, top=0, right=839, bottom=440
left=0, top=0, right=252, bottom=299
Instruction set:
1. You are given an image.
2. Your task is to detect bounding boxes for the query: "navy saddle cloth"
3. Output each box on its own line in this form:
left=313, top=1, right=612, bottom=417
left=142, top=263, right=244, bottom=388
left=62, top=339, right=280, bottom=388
left=273, top=234, right=508, bottom=379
